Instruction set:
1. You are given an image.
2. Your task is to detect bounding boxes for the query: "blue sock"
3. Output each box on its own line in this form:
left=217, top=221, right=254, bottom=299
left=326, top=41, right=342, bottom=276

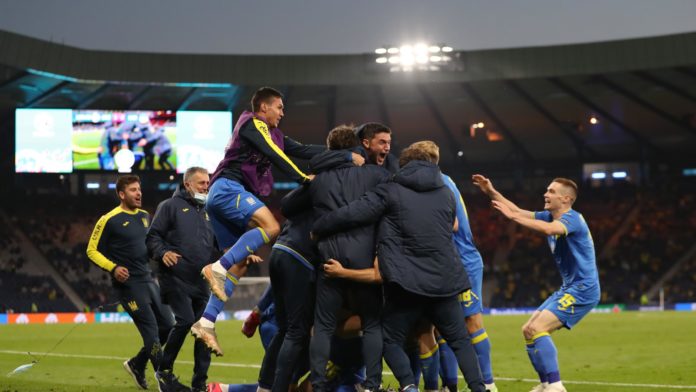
left=226, top=384, right=258, bottom=392
left=533, top=333, right=560, bottom=383
left=420, top=345, right=440, bottom=390
left=471, top=328, right=494, bottom=384
left=408, top=347, right=421, bottom=387
left=437, top=337, right=458, bottom=390
left=220, top=228, right=269, bottom=270
left=526, top=338, right=547, bottom=383
left=202, top=273, right=239, bottom=322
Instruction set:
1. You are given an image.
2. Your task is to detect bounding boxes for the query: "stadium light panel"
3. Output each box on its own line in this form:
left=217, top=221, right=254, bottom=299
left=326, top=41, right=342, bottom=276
left=374, top=43, right=455, bottom=72
left=590, top=116, right=599, bottom=125
left=612, top=171, right=628, bottom=179
left=591, top=172, right=607, bottom=179
left=86, top=182, right=100, bottom=189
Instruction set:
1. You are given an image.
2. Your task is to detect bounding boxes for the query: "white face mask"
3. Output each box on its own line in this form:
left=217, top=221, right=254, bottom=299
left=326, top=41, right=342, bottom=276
left=193, top=192, right=208, bottom=205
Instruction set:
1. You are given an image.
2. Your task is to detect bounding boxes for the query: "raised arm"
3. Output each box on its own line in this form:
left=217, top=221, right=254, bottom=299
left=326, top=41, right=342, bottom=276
left=240, top=119, right=311, bottom=183
left=491, top=201, right=566, bottom=236
left=472, top=174, right=533, bottom=217
left=283, top=135, right=325, bottom=159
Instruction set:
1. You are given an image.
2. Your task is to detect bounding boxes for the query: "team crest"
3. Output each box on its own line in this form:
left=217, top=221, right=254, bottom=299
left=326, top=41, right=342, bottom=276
left=128, top=301, right=139, bottom=312
left=182, top=208, right=189, bottom=212
left=246, top=197, right=257, bottom=206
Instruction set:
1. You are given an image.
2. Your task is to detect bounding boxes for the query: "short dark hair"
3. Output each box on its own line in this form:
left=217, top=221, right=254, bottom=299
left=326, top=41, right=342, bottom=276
left=251, top=87, right=283, bottom=112
left=354, top=122, right=391, bottom=141
left=327, top=124, right=360, bottom=150
left=553, top=177, right=578, bottom=202
left=116, top=175, right=140, bottom=193
left=183, top=166, right=208, bottom=183
left=399, top=146, right=435, bottom=167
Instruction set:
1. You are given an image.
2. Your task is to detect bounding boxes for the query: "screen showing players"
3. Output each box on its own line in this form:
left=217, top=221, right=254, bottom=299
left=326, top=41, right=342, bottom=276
left=15, top=109, right=232, bottom=173
left=72, top=110, right=177, bottom=172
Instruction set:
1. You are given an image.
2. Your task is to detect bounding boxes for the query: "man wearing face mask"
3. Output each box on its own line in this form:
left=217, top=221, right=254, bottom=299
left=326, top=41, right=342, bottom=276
left=147, top=166, right=221, bottom=392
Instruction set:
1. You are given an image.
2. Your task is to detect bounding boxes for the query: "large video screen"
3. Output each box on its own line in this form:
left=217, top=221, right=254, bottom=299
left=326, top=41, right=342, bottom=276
left=15, top=109, right=232, bottom=173
left=15, top=109, right=73, bottom=173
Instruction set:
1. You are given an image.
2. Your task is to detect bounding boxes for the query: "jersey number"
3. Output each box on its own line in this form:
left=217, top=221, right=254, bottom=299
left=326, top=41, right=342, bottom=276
left=557, top=293, right=576, bottom=313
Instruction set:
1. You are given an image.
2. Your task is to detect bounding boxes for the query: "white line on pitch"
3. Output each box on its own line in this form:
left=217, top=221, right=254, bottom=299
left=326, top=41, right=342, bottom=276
left=1, top=350, right=695, bottom=389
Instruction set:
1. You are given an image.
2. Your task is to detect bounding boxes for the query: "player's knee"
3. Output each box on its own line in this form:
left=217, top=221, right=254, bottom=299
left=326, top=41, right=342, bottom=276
left=263, top=220, right=280, bottom=241
left=256, top=217, right=280, bottom=241
left=522, top=324, right=533, bottom=340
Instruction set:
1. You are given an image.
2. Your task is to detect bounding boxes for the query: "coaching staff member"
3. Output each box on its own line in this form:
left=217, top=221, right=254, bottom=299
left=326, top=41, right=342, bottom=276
left=87, top=175, right=173, bottom=390
left=147, top=167, right=220, bottom=392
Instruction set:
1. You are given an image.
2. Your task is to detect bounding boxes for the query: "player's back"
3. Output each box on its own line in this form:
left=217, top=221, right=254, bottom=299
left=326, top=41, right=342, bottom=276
left=441, top=173, right=484, bottom=271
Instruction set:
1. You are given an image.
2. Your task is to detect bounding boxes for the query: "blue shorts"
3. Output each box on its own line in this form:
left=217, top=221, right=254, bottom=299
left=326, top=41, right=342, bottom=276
left=206, top=178, right=264, bottom=249
left=459, top=288, right=483, bottom=317
left=538, top=284, right=600, bottom=329
left=459, top=265, right=483, bottom=316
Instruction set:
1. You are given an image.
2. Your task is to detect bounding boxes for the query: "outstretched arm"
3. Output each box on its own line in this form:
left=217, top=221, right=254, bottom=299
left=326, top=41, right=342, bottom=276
left=323, top=257, right=382, bottom=283
left=472, top=174, right=533, bottom=218
left=312, top=185, right=388, bottom=238
left=492, top=200, right=566, bottom=236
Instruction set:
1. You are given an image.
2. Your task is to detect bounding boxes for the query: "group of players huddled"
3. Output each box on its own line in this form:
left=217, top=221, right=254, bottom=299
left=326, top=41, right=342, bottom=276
left=87, top=87, right=600, bottom=392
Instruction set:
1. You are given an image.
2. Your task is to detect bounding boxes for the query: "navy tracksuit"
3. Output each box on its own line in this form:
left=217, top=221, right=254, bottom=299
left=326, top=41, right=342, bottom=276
left=313, top=160, right=486, bottom=392
left=146, top=186, right=219, bottom=388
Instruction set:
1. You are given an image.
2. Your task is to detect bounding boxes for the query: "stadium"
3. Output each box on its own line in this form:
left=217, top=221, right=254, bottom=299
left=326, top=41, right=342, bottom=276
left=1, top=1, right=696, bottom=391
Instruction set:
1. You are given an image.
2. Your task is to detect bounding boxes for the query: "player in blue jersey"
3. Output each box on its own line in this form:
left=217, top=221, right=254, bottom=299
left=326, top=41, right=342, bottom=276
left=473, top=175, right=599, bottom=392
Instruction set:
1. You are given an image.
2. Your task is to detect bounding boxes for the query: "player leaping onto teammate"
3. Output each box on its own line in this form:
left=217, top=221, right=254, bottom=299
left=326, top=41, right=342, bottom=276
left=473, top=174, right=600, bottom=392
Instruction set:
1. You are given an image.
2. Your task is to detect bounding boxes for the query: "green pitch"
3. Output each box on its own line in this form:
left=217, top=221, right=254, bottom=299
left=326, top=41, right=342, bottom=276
left=1, top=312, right=695, bottom=391
left=71, top=129, right=177, bottom=170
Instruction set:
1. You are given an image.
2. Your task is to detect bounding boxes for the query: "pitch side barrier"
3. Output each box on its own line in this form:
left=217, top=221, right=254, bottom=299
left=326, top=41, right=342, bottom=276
left=2, top=304, right=696, bottom=324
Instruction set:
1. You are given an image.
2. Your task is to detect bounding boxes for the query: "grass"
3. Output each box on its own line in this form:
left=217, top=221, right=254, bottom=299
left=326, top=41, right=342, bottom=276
left=1, top=312, right=695, bottom=391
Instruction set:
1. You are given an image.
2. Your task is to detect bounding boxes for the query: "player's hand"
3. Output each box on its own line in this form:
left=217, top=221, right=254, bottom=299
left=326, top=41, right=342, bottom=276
left=472, top=174, right=495, bottom=196
left=113, top=266, right=129, bottom=283
left=162, top=251, right=181, bottom=267
left=323, top=258, right=345, bottom=278
left=245, top=255, right=264, bottom=265
left=491, top=200, right=515, bottom=219
left=137, top=139, right=147, bottom=147
left=306, top=174, right=316, bottom=181
left=351, top=152, right=365, bottom=167
left=310, top=232, right=317, bottom=241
